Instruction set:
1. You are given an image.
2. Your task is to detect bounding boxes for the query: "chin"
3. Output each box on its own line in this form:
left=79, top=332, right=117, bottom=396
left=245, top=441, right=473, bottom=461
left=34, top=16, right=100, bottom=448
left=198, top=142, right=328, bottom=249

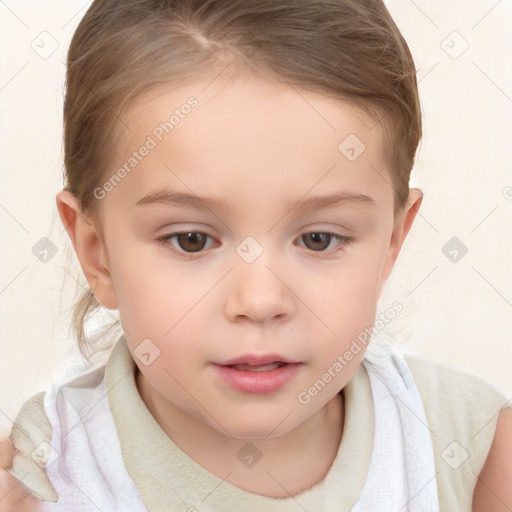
left=225, top=425, right=288, bottom=441
left=211, top=409, right=301, bottom=441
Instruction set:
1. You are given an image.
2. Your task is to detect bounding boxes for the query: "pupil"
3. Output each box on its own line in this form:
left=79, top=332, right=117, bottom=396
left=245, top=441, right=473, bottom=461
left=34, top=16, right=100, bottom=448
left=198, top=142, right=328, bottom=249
left=306, top=233, right=330, bottom=251
left=179, top=232, right=205, bottom=252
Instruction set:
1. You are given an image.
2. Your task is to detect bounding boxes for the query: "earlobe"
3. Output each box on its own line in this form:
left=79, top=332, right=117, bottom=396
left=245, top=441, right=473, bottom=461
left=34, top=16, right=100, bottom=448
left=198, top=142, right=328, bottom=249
left=56, top=190, right=118, bottom=310
left=379, top=188, right=423, bottom=289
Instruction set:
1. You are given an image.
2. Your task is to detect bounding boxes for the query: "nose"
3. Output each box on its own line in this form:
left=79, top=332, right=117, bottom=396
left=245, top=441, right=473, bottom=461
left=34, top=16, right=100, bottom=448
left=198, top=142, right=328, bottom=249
left=223, top=255, right=294, bottom=325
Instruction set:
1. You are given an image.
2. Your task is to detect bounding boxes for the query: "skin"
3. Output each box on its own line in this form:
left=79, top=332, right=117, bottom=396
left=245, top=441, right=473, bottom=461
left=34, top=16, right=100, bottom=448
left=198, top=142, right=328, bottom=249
left=0, top=435, right=43, bottom=511
left=56, top=70, right=421, bottom=497
left=0, top=67, right=503, bottom=507
left=472, top=407, right=512, bottom=511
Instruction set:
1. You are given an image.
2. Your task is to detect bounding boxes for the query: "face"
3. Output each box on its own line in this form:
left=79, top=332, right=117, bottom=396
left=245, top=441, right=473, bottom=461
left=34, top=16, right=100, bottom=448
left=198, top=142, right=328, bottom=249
left=86, top=70, right=414, bottom=440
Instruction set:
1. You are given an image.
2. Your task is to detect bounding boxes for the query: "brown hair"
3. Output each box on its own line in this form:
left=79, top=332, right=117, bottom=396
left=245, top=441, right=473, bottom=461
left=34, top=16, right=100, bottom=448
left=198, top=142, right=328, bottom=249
left=63, top=0, right=422, bottom=360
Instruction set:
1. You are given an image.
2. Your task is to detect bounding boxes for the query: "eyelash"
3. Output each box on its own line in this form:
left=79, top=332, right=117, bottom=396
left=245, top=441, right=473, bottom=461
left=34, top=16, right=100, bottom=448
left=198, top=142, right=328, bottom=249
left=155, top=230, right=354, bottom=258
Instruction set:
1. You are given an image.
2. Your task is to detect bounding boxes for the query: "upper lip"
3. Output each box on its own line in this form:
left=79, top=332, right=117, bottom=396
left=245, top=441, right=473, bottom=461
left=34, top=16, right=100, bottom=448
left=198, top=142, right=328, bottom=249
left=214, top=354, right=300, bottom=366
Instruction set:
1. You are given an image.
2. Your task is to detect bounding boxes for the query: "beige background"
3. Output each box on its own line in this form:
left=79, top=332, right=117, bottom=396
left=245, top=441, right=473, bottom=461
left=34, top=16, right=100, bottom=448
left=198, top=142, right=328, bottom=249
left=1, top=0, right=511, bottom=433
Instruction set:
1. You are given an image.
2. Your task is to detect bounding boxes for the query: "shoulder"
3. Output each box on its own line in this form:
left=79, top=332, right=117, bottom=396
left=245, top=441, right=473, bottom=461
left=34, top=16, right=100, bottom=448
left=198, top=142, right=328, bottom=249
left=472, top=407, right=512, bottom=511
left=0, top=392, right=57, bottom=510
left=402, top=352, right=512, bottom=509
left=403, top=352, right=510, bottom=430
left=3, top=391, right=58, bottom=503
left=0, top=436, right=43, bottom=511
left=4, top=363, right=108, bottom=505
left=404, top=352, right=509, bottom=405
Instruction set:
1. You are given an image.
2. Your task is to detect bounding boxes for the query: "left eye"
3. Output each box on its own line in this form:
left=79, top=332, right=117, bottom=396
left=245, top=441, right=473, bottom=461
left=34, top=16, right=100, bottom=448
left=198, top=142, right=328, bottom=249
left=297, top=232, right=351, bottom=253
left=159, top=231, right=215, bottom=253
left=156, top=231, right=352, bottom=256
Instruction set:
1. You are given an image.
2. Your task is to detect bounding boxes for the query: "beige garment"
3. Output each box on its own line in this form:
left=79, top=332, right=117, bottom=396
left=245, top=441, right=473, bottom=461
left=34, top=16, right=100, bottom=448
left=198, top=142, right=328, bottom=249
left=6, top=337, right=511, bottom=510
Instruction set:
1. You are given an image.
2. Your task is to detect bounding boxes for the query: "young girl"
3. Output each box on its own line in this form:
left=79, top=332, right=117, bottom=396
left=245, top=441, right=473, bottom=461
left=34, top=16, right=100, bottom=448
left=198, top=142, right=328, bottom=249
left=2, top=0, right=511, bottom=510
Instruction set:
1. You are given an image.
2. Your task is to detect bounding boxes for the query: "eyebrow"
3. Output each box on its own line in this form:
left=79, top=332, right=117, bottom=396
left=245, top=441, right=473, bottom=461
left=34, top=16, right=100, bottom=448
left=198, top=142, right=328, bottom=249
left=135, top=189, right=375, bottom=214
left=286, top=192, right=375, bottom=212
left=135, top=190, right=234, bottom=214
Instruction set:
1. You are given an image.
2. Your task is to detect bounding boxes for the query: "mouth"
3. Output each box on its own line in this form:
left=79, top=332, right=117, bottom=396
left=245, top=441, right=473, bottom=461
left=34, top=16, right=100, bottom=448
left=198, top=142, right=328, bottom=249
left=215, top=353, right=300, bottom=366
left=226, top=361, right=288, bottom=372
left=211, top=356, right=302, bottom=394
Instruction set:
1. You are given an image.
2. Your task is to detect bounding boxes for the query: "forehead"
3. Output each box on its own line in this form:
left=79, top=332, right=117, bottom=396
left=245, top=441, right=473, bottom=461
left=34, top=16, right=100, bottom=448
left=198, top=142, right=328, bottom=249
left=107, top=71, right=392, bottom=212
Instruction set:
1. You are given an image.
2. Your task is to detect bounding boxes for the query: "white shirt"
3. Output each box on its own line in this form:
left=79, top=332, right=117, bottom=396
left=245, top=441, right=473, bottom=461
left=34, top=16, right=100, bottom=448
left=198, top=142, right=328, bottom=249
left=24, top=332, right=440, bottom=511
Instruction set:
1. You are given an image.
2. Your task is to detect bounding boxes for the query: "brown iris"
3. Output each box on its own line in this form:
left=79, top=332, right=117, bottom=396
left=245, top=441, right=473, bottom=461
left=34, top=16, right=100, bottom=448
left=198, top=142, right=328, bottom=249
left=301, top=233, right=332, bottom=251
left=176, top=232, right=208, bottom=252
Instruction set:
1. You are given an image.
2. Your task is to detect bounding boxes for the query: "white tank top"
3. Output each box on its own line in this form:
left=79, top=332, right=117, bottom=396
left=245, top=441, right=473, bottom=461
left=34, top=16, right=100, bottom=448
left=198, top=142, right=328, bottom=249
left=35, top=335, right=440, bottom=511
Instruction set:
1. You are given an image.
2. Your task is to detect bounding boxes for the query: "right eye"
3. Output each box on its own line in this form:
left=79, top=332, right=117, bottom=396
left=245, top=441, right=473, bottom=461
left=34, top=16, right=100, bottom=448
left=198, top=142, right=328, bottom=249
left=156, top=231, right=217, bottom=255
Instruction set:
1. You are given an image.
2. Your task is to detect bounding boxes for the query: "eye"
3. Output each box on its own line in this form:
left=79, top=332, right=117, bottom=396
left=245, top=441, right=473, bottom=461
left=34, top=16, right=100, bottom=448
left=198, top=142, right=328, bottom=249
left=156, top=231, right=216, bottom=254
left=297, top=232, right=353, bottom=254
left=156, top=230, right=353, bottom=257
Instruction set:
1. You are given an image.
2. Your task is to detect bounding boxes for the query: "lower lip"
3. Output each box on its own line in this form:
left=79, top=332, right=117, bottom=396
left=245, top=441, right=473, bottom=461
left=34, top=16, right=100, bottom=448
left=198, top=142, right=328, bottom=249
left=211, top=363, right=302, bottom=394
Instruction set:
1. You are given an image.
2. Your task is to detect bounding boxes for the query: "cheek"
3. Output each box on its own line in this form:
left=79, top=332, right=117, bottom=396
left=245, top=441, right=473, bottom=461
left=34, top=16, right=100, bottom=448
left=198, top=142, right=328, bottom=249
left=105, top=233, right=195, bottom=333
left=109, top=256, right=218, bottom=384
left=297, top=256, right=383, bottom=331
left=108, top=220, right=387, bottom=347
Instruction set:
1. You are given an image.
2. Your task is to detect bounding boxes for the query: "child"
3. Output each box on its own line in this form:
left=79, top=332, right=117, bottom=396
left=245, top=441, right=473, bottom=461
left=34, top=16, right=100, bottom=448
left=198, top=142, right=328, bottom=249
left=2, top=0, right=511, bottom=510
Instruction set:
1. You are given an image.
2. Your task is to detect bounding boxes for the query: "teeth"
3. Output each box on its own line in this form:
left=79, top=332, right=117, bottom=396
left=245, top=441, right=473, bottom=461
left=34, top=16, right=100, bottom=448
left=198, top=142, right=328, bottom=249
left=231, top=362, right=285, bottom=372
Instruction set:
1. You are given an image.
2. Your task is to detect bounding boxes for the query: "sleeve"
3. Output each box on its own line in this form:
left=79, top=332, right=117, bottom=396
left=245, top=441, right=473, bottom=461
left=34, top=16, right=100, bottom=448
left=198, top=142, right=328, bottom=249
left=404, top=353, right=512, bottom=511
left=6, top=392, right=58, bottom=502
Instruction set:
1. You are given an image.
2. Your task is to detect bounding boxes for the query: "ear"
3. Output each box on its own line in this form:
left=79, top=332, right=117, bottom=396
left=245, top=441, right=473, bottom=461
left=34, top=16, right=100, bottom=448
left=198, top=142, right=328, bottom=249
left=56, top=190, right=118, bottom=310
left=379, top=188, right=423, bottom=291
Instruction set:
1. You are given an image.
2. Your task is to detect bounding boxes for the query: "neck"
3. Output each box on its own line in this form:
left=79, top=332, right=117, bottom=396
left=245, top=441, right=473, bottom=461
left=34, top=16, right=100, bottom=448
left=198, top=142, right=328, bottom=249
left=136, top=369, right=344, bottom=498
